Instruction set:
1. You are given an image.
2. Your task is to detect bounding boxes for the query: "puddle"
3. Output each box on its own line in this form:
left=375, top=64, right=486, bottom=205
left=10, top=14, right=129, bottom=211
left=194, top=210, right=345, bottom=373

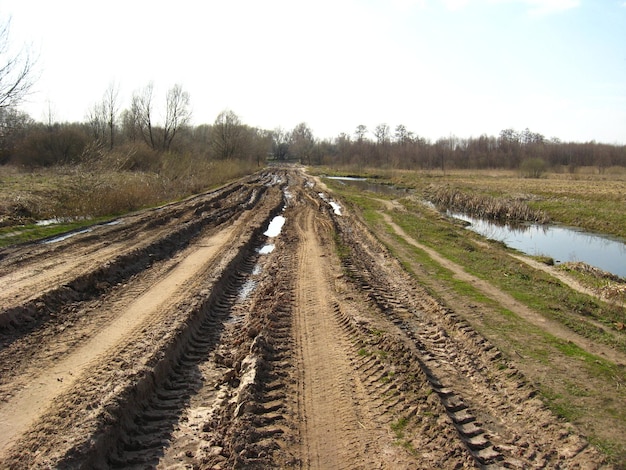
left=264, top=215, right=286, bottom=237
left=326, top=176, right=367, bottom=181
left=450, top=211, right=626, bottom=278
left=318, top=193, right=342, bottom=216
left=329, top=202, right=342, bottom=216
left=43, top=228, right=93, bottom=244
left=283, top=188, right=294, bottom=206
left=266, top=174, right=283, bottom=186
left=259, top=244, right=275, bottom=255
left=238, top=279, right=257, bottom=301
left=236, top=264, right=263, bottom=303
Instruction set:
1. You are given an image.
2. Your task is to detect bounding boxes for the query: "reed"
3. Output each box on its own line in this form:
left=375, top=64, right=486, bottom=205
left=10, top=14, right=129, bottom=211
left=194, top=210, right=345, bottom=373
left=427, top=186, right=550, bottom=223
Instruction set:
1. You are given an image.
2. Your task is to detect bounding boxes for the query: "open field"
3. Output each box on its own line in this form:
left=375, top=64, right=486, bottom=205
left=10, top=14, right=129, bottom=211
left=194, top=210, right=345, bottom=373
left=0, top=160, right=259, bottom=247
left=0, top=165, right=623, bottom=468
left=385, top=166, right=626, bottom=239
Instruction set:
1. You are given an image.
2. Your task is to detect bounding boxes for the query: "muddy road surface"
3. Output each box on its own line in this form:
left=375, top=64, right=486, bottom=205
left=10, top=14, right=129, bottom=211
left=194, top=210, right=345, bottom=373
left=0, top=168, right=609, bottom=468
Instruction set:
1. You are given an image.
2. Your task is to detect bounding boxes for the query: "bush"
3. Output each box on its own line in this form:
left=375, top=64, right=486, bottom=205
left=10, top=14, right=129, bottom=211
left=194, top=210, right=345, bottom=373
left=520, top=157, right=547, bottom=178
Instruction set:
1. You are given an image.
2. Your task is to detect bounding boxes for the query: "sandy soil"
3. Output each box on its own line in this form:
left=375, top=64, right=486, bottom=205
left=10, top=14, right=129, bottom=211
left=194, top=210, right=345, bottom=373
left=0, top=167, right=613, bottom=468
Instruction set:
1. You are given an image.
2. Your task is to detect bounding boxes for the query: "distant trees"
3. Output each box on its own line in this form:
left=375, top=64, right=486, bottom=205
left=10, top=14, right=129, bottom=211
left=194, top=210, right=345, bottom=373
left=0, top=75, right=273, bottom=169
left=0, top=106, right=33, bottom=163
left=0, top=60, right=624, bottom=176
left=315, top=126, right=626, bottom=172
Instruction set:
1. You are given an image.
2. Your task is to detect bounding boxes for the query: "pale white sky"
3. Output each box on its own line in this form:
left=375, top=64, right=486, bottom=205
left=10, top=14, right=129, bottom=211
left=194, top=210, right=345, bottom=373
left=1, top=0, right=625, bottom=143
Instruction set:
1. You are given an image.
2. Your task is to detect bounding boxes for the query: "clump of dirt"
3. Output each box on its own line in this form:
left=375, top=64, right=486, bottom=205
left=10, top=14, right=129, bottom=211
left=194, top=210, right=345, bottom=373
left=560, top=261, right=626, bottom=308
left=562, top=261, right=625, bottom=283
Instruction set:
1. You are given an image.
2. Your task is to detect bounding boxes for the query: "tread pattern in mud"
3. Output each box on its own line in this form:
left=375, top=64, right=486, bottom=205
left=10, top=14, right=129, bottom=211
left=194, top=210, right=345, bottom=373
left=331, top=202, right=605, bottom=468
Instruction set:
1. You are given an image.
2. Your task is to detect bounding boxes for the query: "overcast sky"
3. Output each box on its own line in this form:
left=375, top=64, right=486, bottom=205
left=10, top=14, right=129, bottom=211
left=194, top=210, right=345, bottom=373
left=1, top=0, right=625, bottom=143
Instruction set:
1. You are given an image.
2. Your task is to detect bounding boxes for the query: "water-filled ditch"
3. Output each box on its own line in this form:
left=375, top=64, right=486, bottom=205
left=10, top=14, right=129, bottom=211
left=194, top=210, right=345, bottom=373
left=324, top=176, right=626, bottom=279
left=450, top=212, right=626, bottom=278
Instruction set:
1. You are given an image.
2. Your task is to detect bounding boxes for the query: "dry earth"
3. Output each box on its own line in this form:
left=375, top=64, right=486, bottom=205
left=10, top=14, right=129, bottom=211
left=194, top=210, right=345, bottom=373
left=0, top=167, right=613, bottom=468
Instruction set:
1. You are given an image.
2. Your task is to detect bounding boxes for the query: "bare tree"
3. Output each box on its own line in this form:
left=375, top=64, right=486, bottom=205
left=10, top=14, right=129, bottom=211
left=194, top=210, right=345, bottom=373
left=0, top=19, right=37, bottom=109
left=354, top=124, right=367, bottom=142
left=86, top=101, right=106, bottom=142
left=290, top=122, right=315, bottom=164
left=271, top=127, right=290, bottom=161
left=132, top=82, right=156, bottom=149
left=211, top=109, right=243, bottom=159
left=162, top=84, right=191, bottom=151
left=87, top=83, right=120, bottom=148
left=374, top=123, right=390, bottom=165
left=373, top=123, right=390, bottom=145
left=103, top=82, right=119, bottom=149
left=394, top=124, right=413, bottom=145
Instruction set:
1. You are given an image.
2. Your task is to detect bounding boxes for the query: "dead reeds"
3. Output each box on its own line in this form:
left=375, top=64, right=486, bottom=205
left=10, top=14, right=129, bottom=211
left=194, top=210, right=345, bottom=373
left=428, top=186, right=550, bottom=223
left=560, top=261, right=626, bottom=312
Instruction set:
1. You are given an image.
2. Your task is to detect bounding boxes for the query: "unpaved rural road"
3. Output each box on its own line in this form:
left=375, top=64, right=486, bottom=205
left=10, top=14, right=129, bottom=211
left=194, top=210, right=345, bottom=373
left=0, top=167, right=608, bottom=468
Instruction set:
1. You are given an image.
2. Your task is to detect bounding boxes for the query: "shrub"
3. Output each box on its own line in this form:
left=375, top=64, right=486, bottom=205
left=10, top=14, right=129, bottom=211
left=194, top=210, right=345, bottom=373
left=520, top=157, right=547, bottom=178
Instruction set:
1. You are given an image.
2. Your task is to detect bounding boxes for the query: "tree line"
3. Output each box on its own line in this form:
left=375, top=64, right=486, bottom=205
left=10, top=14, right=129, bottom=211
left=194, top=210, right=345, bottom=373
left=3, top=103, right=626, bottom=173
left=0, top=18, right=624, bottom=174
left=308, top=124, right=626, bottom=173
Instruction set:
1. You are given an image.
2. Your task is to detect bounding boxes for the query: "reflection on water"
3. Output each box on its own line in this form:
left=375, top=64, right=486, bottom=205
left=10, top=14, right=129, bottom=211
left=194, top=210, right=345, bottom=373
left=450, top=212, right=626, bottom=278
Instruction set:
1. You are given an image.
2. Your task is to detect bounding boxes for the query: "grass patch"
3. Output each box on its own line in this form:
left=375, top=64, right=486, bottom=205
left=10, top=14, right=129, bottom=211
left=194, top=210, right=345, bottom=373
left=390, top=417, right=408, bottom=438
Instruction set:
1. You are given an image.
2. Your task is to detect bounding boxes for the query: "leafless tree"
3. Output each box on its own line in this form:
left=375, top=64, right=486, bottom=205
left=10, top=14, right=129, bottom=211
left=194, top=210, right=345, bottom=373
left=0, top=19, right=37, bottom=109
left=211, top=109, right=243, bottom=159
left=394, top=124, right=413, bottom=145
left=163, top=84, right=191, bottom=151
left=271, top=127, right=290, bottom=161
left=132, top=82, right=156, bottom=149
left=290, top=122, right=315, bottom=164
left=373, top=123, right=390, bottom=146
left=354, top=124, right=367, bottom=142
left=103, top=82, right=119, bottom=149
left=86, top=101, right=106, bottom=142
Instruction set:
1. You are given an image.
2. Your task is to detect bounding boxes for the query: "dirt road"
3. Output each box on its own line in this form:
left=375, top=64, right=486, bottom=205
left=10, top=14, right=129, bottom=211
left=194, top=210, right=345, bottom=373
left=0, top=168, right=609, bottom=468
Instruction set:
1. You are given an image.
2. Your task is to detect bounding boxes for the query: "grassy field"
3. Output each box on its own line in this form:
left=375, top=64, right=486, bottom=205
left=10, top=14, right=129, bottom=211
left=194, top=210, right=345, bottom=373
left=316, top=166, right=626, bottom=465
left=393, top=167, right=626, bottom=238
left=0, top=159, right=259, bottom=247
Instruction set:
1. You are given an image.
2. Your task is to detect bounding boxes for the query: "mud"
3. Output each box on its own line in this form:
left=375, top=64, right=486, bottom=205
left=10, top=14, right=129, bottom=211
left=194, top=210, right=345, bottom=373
left=0, top=168, right=611, bottom=469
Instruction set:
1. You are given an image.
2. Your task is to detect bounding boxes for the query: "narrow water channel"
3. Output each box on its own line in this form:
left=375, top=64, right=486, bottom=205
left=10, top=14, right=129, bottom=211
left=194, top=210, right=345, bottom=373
left=450, top=212, right=626, bottom=279
left=324, top=176, right=626, bottom=279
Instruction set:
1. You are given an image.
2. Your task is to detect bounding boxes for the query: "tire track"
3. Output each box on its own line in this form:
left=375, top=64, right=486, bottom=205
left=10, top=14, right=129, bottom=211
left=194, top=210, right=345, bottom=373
left=0, top=173, right=272, bottom=334
left=0, top=175, right=287, bottom=468
left=331, top=199, right=607, bottom=468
